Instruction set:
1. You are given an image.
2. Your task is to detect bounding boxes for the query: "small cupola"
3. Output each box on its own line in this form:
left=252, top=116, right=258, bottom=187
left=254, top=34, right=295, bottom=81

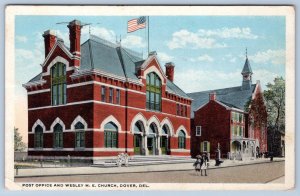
left=241, top=48, right=253, bottom=90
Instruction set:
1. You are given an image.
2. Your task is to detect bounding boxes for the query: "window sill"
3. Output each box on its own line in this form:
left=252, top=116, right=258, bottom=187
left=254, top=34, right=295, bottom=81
left=53, top=147, right=64, bottom=150
left=145, top=109, right=162, bottom=113
left=74, top=147, right=85, bottom=151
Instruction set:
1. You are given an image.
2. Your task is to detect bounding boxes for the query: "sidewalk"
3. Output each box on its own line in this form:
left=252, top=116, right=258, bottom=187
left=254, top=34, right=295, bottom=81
left=14, top=158, right=284, bottom=178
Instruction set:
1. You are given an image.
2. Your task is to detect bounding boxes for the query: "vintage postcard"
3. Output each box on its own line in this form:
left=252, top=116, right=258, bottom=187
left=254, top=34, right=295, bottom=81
left=5, top=5, right=295, bottom=190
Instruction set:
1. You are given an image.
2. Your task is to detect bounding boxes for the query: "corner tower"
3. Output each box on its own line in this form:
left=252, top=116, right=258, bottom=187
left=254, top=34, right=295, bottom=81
left=241, top=48, right=253, bottom=90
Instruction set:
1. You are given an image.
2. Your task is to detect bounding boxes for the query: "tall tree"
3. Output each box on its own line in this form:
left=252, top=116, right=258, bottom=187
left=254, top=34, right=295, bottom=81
left=264, top=77, right=285, bottom=153
left=14, top=127, right=26, bottom=152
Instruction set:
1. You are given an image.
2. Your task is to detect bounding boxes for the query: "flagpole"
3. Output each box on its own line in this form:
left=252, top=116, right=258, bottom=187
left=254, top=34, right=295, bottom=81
left=147, top=16, right=150, bottom=56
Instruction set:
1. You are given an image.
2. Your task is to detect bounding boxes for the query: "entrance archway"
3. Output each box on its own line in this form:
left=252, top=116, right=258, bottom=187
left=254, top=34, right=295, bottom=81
left=232, top=141, right=241, bottom=152
left=148, top=123, right=158, bottom=155
left=160, top=125, right=170, bottom=155
left=133, top=121, right=145, bottom=155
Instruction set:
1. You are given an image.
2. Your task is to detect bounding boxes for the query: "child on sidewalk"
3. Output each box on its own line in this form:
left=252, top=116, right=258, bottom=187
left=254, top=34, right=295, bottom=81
left=193, top=155, right=202, bottom=176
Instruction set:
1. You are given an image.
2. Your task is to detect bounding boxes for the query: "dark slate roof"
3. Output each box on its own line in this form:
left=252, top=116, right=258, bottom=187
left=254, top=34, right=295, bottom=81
left=241, top=58, right=253, bottom=74
left=187, top=84, right=257, bottom=118
left=166, top=79, right=190, bottom=99
left=27, top=35, right=189, bottom=99
left=28, top=73, right=42, bottom=83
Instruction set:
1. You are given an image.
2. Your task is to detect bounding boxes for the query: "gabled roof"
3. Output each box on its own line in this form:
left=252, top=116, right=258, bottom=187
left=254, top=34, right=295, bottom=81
left=27, top=35, right=189, bottom=99
left=241, top=57, right=253, bottom=74
left=187, top=84, right=257, bottom=118
left=166, top=79, right=190, bottom=99
left=28, top=73, right=42, bottom=83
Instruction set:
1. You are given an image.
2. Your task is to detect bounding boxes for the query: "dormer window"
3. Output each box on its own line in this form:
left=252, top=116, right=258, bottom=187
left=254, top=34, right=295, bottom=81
left=146, top=72, right=161, bottom=111
left=51, top=62, right=66, bottom=105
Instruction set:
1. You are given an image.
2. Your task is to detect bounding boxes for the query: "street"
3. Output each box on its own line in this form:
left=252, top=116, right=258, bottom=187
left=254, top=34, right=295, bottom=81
left=15, top=161, right=284, bottom=183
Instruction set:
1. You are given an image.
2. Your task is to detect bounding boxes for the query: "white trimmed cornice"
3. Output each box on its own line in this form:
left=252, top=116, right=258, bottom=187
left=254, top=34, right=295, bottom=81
left=100, top=115, right=122, bottom=132
left=31, top=119, right=46, bottom=133
left=50, top=117, right=66, bottom=132
left=41, top=41, right=74, bottom=68
left=70, top=115, right=88, bottom=130
left=130, top=113, right=147, bottom=134
left=160, top=117, right=174, bottom=136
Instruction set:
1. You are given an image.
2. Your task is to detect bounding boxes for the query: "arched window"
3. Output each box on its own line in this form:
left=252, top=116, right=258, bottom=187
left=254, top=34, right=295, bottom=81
left=51, top=62, right=66, bottom=105
left=149, top=123, right=157, bottom=134
left=162, top=125, right=169, bottom=135
left=34, top=125, right=43, bottom=148
left=146, top=72, right=161, bottom=111
left=134, top=121, right=144, bottom=134
left=75, top=122, right=85, bottom=148
left=104, top=122, right=118, bottom=148
left=53, top=123, right=63, bottom=148
left=178, top=130, right=186, bottom=149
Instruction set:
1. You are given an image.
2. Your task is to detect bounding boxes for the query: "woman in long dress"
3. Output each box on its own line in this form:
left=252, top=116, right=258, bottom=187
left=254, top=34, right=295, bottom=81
left=201, top=153, right=209, bottom=176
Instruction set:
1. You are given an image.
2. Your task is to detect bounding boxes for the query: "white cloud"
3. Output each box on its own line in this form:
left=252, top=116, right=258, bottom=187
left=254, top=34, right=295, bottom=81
left=198, top=27, right=258, bottom=39
left=252, top=69, right=280, bottom=90
left=157, top=52, right=174, bottom=62
left=83, top=26, right=116, bottom=42
left=250, top=49, right=285, bottom=65
left=122, top=35, right=146, bottom=49
left=190, top=54, right=214, bottom=63
left=16, top=35, right=28, bottom=43
left=175, top=68, right=280, bottom=93
left=175, top=69, right=241, bottom=92
left=56, top=30, right=70, bottom=46
left=167, top=29, right=226, bottom=50
left=168, top=27, right=258, bottom=50
left=229, top=58, right=237, bottom=63
left=16, top=49, right=34, bottom=60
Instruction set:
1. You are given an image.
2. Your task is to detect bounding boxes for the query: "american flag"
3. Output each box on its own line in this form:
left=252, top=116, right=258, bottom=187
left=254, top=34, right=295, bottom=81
left=127, top=16, right=146, bottom=33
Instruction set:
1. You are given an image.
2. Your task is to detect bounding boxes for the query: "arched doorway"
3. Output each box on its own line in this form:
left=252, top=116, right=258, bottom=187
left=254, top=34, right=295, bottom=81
left=231, top=141, right=241, bottom=160
left=133, top=121, right=145, bottom=155
left=242, top=141, right=246, bottom=153
left=148, top=123, right=158, bottom=155
left=232, top=141, right=241, bottom=152
left=160, top=125, right=170, bottom=155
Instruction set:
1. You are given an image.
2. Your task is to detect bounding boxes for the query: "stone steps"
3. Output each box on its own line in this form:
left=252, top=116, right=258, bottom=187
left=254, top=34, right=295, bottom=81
left=92, top=156, right=194, bottom=168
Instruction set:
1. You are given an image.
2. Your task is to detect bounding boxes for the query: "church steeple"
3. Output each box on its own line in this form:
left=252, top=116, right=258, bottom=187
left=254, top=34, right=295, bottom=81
left=241, top=48, right=253, bottom=90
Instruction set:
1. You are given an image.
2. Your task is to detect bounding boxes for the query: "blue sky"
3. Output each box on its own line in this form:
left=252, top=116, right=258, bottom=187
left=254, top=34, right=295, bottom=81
left=14, top=15, right=286, bottom=140
left=15, top=15, right=285, bottom=93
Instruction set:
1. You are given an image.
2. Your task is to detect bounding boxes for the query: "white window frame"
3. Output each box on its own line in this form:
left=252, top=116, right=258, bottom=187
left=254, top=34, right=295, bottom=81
left=196, top=126, right=201, bottom=136
left=203, top=141, right=208, bottom=152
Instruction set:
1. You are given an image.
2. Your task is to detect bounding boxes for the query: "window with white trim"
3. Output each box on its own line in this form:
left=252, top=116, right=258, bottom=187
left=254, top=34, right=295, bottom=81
left=104, top=122, right=118, bottom=148
left=109, top=88, right=114, bottom=103
left=116, top=89, right=120, bottom=104
left=196, top=126, right=201, bottom=136
left=178, top=130, right=186, bottom=149
left=34, top=125, right=43, bottom=148
left=51, top=62, right=66, bottom=105
left=146, top=72, right=161, bottom=111
left=101, top=86, right=106, bottom=102
left=75, top=122, right=85, bottom=148
left=201, top=141, right=210, bottom=152
left=53, top=123, right=63, bottom=148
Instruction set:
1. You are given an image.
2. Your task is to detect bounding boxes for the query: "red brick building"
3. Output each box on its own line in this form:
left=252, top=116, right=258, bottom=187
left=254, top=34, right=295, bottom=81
left=23, top=20, right=192, bottom=159
left=188, top=55, right=267, bottom=160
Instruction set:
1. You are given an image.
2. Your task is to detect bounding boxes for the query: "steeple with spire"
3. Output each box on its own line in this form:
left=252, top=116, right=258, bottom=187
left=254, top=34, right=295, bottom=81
left=241, top=48, right=253, bottom=90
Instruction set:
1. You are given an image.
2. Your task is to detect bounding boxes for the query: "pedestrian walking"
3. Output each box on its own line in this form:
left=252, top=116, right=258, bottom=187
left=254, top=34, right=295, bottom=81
left=193, top=155, right=202, bottom=175
left=200, top=153, right=209, bottom=176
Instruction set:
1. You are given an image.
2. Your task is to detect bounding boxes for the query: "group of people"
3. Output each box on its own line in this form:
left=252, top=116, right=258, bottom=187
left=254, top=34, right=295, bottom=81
left=193, top=153, right=209, bottom=176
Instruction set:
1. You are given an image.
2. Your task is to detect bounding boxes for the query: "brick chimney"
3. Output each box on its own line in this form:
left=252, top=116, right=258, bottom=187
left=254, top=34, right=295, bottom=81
left=165, top=62, right=175, bottom=82
left=43, top=30, right=56, bottom=58
left=209, top=92, right=216, bottom=101
left=68, top=20, right=82, bottom=56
